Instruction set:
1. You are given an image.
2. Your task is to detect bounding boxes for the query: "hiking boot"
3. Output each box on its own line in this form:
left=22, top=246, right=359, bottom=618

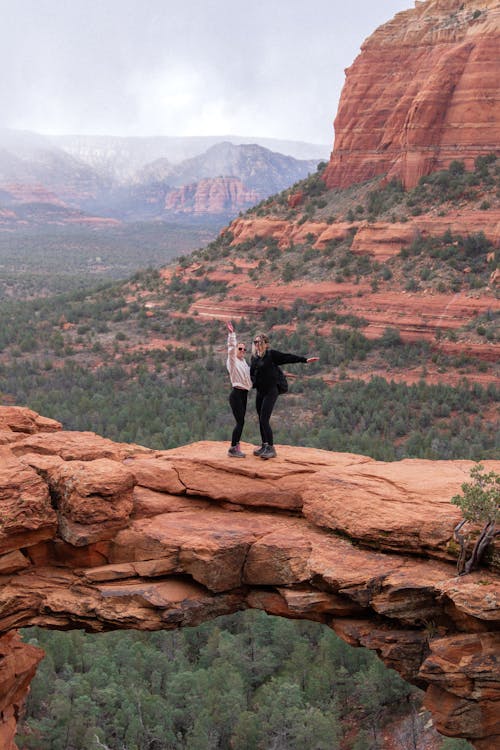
left=228, top=444, right=245, bottom=458
left=253, top=444, right=266, bottom=456
left=260, top=444, right=277, bottom=460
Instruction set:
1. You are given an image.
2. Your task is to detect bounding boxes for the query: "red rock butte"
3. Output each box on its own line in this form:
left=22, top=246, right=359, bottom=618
left=0, top=406, right=498, bottom=749
left=323, top=0, right=500, bottom=189
left=164, top=177, right=260, bottom=215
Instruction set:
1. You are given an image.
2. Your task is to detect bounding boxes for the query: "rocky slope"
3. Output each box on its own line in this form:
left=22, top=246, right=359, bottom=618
left=178, top=0, right=498, bottom=386
left=0, top=406, right=498, bottom=749
left=156, top=153, right=499, bottom=389
left=323, top=0, right=500, bottom=189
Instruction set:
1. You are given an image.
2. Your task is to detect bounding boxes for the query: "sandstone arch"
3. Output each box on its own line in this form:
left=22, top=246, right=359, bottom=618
left=0, top=407, right=498, bottom=749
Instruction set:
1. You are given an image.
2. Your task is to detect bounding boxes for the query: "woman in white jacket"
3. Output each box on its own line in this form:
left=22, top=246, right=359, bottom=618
left=226, top=321, right=252, bottom=457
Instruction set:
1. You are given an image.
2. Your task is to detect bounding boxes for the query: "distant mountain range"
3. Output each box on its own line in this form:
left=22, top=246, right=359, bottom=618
left=49, top=132, right=329, bottom=178
left=0, top=129, right=328, bottom=225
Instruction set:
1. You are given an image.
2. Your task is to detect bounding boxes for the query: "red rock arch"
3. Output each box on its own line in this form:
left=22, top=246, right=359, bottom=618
left=0, top=407, right=499, bottom=749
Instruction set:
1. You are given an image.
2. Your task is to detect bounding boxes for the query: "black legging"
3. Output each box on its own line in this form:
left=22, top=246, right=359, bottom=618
left=229, top=387, right=248, bottom=446
left=255, top=385, right=279, bottom=446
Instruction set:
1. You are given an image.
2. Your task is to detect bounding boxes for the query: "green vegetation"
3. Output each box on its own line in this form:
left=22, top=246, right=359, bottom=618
left=1, top=352, right=497, bottom=460
left=366, top=179, right=405, bottom=219
left=19, top=612, right=423, bottom=750
left=0, top=261, right=497, bottom=459
left=243, top=153, right=499, bottom=230
left=451, top=464, right=500, bottom=574
left=0, top=222, right=219, bottom=300
left=193, top=158, right=498, bottom=297
left=370, top=154, right=500, bottom=218
left=411, top=155, right=499, bottom=205
left=439, top=742, right=475, bottom=750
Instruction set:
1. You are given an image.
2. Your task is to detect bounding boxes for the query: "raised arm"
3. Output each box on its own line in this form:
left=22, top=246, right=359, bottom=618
left=226, top=321, right=237, bottom=358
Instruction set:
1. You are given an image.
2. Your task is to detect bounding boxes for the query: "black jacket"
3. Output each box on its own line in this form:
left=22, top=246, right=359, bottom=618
left=250, top=349, right=307, bottom=393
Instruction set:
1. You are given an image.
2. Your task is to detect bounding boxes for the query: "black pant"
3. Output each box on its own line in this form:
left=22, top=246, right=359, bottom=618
left=229, top=388, right=248, bottom=445
left=255, top=385, right=279, bottom=446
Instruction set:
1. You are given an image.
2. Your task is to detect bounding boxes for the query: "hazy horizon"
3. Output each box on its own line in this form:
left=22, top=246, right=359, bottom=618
left=3, top=1, right=415, bottom=145
left=1, top=127, right=330, bottom=148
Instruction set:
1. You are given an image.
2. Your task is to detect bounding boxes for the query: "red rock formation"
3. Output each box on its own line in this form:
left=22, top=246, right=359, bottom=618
left=164, top=177, right=260, bottom=215
left=323, top=0, right=500, bottom=189
left=0, top=632, right=44, bottom=750
left=0, top=406, right=499, bottom=747
left=0, top=182, right=67, bottom=206
left=229, top=209, right=500, bottom=257
left=287, top=191, right=304, bottom=208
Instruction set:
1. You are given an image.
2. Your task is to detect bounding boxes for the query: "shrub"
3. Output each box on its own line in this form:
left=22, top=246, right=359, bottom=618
left=449, top=160, right=465, bottom=176
left=380, top=266, right=393, bottom=281
left=380, top=327, right=402, bottom=347
left=282, top=263, right=296, bottom=282
left=451, top=464, right=500, bottom=575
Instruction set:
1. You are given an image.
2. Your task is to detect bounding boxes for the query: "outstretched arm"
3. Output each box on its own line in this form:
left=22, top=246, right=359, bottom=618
left=271, top=350, right=319, bottom=366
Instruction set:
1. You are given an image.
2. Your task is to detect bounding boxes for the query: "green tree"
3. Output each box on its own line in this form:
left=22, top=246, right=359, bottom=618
left=451, top=463, right=500, bottom=574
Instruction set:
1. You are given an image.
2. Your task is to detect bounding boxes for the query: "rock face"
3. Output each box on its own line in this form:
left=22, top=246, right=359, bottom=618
left=164, top=177, right=260, bottom=215
left=229, top=209, right=500, bottom=259
left=0, top=406, right=499, bottom=748
left=323, top=0, right=500, bottom=189
left=0, top=632, right=44, bottom=750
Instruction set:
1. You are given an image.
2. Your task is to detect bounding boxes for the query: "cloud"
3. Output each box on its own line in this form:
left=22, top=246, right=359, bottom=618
left=1, top=0, right=415, bottom=143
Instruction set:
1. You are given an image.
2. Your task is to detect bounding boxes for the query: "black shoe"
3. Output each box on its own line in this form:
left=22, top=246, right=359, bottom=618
left=253, top=444, right=266, bottom=456
left=228, top=443, right=245, bottom=458
left=260, top=445, right=277, bottom=459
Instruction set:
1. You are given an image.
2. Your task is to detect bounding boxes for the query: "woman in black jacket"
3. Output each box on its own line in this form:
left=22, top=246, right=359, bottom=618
left=250, top=333, right=318, bottom=459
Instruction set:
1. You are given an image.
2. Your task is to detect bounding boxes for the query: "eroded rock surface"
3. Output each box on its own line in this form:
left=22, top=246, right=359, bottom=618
left=323, top=0, right=500, bottom=189
left=0, top=407, right=499, bottom=748
left=164, top=177, right=260, bottom=215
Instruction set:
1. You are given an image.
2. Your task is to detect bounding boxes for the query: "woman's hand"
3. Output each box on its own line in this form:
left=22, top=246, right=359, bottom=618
left=306, top=357, right=319, bottom=363
left=227, top=321, right=234, bottom=333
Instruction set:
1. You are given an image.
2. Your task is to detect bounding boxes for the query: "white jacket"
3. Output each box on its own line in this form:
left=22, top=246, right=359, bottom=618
left=226, top=332, right=252, bottom=390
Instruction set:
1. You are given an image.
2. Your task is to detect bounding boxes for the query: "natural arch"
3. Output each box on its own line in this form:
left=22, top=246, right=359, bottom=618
left=0, top=407, right=499, bottom=749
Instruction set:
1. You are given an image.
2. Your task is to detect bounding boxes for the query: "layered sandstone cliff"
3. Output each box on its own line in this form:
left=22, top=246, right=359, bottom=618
left=323, top=0, right=500, bottom=189
left=164, top=176, right=260, bottom=215
left=229, top=209, right=500, bottom=259
left=0, top=406, right=499, bottom=749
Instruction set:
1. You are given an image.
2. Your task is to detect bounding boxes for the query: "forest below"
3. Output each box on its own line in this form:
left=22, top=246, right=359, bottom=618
left=17, top=614, right=473, bottom=750
left=0, top=221, right=219, bottom=300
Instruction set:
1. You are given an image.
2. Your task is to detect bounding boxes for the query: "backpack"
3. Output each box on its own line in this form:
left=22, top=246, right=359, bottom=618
left=275, top=365, right=289, bottom=394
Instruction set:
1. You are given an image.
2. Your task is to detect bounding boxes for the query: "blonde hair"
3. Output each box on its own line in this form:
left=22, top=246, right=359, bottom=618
left=252, top=333, right=269, bottom=356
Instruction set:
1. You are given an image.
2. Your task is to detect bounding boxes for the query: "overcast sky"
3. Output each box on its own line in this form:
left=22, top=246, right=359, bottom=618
left=3, top=0, right=415, bottom=145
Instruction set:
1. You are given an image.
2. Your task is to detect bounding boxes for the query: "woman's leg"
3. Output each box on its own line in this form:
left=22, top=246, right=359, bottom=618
left=255, top=390, right=265, bottom=444
left=258, top=387, right=279, bottom=445
left=229, top=388, right=248, bottom=445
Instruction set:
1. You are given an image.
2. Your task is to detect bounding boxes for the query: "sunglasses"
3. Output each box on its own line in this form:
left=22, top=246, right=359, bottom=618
left=253, top=339, right=261, bottom=344
left=238, top=346, right=246, bottom=351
